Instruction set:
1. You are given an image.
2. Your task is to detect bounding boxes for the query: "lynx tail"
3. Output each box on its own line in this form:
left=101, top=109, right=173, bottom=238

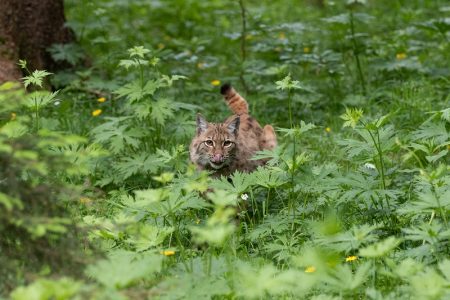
left=220, top=83, right=249, bottom=115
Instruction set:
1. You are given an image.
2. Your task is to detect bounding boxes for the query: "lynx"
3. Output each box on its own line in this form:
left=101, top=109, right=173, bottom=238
left=189, top=84, right=277, bottom=177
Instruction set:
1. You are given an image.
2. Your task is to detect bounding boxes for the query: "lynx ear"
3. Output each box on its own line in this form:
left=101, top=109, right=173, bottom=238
left=196, top=114, right=208, bottom=135
left=227, top=116, right=240, bottom=136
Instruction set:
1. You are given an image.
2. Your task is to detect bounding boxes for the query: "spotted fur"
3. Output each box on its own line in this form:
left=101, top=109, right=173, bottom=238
left=189, top=84, right=277, bottom=176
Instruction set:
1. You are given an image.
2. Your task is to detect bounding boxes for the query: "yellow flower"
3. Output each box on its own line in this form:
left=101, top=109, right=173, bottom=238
left=197, top=62, right=205, bottom=69
left=325, top=127, right=331, bottom=133
left=396, top=52, right=407, bottom=60
left=157, top=43, right=165, bottom=49
left=346, top=255, right=358, bottom=262
left=92, top=109, right=102, bottom=117
left=303, top=47, right=311, bottom=54
left=97, top=97, right=106, bottom=103
left=211, top=80, right=221, bottom=86
left=11, top=112, right=16, bottom=120
left=278, top=32, right=286, bottom=40
left=161, top=250, right=175, bottom=256
left=305, top=266, right=316, bottom=273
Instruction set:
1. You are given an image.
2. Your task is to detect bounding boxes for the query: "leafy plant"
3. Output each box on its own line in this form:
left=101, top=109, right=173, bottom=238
left=5, top=0, right=450, bottom=298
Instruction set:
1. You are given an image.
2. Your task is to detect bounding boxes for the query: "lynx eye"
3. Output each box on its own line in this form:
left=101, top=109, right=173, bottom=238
left=223, top=140, right=232, bottom=147
left=204, top=140, right=214, bottom=147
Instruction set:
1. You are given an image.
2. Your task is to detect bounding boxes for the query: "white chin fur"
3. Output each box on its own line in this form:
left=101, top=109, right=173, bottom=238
left=209, top=162, right=225, bottom=169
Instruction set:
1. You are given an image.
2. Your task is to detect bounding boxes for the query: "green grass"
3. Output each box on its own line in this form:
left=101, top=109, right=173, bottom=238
left=1, top=0, right=449, bottom=299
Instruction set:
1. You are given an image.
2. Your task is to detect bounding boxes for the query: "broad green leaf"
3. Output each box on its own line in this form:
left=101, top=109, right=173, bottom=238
left=253, top=167, right=287, bottom=188
left=440, top=108, right=450, bottom=122
left=359, top=236, right=401, bottom=258
left=85, top=250, right=162, bottom=289
left=324, top=262, right=371, bottom=292
left=410, top=269, right=446, bottom=300
left=23, top=91, right=59, bottom=108
left=207, top=189, right=237, bottom=207
left=0, top=121, right=28, bottom=138
left=10, top=278, right=81, bottom=300
left=438, top=259, right=450, bottom=281
left=393, top=258, right=424, bottom=279
left=114, top=153, right=164, bottom=179
left=118, top=58, right=148, bottom=69
left=190, top=223, right=235, bottom=246
left=127, top=45, right=150, bottom=58
left=426, top=149, right=448, bottom=163
left=399, top=187, right=450, bottom=215
left=48, top=43, right=84, bottom=65
left=91, top=118, right=145, bottom=153
left=412, top=122, right=449, bottom=145
left=315, top=224, right=379, bottom=252
left=22, top=70, right=52, bottom=88
left=160, top=74, right=188, bottom=86
left=234, top=262, right=317, bottom=298
left=275, top=74, right=303, bottom=91
left=127, top=225, right=174, bottom=251
left=210, top=171, right=257, bottom=194
left=115, top=79, right=159, bottom=102
left=340, top=108, right=364, bottom=128
left=151, top=98, right=175, bottom=125
left=134, top=188, right=169, bottom=204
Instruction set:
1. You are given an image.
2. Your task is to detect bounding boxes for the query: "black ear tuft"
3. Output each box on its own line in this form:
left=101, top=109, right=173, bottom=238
left=220, top=83, right=232, bottom=95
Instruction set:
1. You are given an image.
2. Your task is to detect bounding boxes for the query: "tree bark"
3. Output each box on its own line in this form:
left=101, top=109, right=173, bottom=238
left=0, top=0, right=74, bottom=83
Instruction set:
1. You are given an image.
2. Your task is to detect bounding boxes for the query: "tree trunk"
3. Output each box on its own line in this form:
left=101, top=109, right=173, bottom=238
left=0, top=0, right=74, bottom=83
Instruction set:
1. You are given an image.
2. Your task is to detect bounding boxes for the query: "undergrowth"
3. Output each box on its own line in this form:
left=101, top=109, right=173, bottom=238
left=1, top=0, right=449, bottom=299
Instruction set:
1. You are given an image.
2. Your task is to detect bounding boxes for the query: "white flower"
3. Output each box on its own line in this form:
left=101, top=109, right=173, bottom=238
left=364, top=163, right=376, bottom=170
left=240, top=193, right=249, bottom=201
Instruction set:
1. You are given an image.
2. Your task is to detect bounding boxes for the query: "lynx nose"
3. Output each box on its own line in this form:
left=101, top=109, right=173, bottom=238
left=211, top=153, right=223, bottom=163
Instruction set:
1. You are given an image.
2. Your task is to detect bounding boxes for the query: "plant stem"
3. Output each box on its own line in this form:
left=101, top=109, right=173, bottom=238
left=167, top=200, right=191, bottom=272
left=360, top=120, right=393, bottom=225
left=264, top=188, right=270, bottom=218
left=287, top=89, right=297, bottom=224
left=238, top=0, right=249, bottom=93
left=375, top=130, right=387, bottom=191
left=205, top=247, right=213, bottom=276
left=35, top=98, right=39, bottom=132
left=349, top=10, right=366, bottom=95
left=423, top=210, right=436, bottom=245
left=137, top=59, right=144, bottom=88
left=432, top=186, right=448, bottom=229
left=238, top=0, right=247, bottom=62
left=288, top=90, right=293, bottom=129
left=364, top=125, right=388, bottom=205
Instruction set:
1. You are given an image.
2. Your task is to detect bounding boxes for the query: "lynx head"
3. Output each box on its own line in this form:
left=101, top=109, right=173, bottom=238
left=190, top=114, right=240, bottom=170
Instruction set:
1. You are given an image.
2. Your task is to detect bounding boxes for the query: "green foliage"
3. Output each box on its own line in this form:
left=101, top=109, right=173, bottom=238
left=5, top=0, right=450, bottom=299
left=48, top=43, right=85, bottom=66
left=10, top=278, right=82, bottom=300
left=0, top=80, right=89, bottom=293
left=341, top=108, right=364, bottom=129
left=359, top=237, right=402, bottom=258
left=22, top=70, right=52, bottom=88
left=86, top=250, right=162, bottom=289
